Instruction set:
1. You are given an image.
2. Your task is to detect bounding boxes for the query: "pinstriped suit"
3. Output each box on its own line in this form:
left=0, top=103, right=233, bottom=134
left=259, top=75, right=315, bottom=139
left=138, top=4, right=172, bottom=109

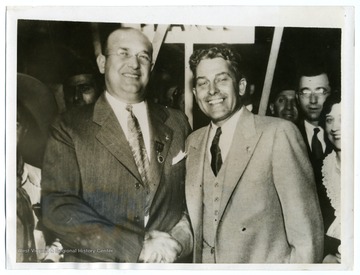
left=41, top=93, right=191, bottom=262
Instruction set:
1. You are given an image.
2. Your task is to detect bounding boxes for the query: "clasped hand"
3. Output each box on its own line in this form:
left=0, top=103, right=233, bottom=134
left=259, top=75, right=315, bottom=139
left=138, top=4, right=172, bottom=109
left=138, top=230, right=182, bottom=263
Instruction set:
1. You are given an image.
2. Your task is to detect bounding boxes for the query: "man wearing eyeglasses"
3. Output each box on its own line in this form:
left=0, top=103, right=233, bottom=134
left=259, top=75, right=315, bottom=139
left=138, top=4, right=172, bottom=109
left=296, top=63, right=335, bottom=260
left=41, top=27, right=192, bottom=263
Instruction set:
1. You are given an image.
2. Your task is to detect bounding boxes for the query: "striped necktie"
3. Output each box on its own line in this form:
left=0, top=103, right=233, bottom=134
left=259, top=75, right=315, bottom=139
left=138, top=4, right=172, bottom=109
left=126, top=104, right=151, bottom=213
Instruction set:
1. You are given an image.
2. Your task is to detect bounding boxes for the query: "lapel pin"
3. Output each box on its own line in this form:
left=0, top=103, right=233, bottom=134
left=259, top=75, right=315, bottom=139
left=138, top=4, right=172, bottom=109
left=165, top=134, right=170, bottom=141
left=157, top=153, right=164, bottom=163
left=155, top=141, right=165, bottom=163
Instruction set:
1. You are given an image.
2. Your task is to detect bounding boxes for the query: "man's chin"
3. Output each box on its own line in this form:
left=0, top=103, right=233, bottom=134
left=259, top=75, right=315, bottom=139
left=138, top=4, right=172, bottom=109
left=305, top=116, right=321, bottom=124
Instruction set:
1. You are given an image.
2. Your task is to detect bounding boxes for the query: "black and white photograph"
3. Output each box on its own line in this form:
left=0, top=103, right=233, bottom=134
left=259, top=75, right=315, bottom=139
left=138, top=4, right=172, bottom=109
left=2, top=3, right=357, bottom=274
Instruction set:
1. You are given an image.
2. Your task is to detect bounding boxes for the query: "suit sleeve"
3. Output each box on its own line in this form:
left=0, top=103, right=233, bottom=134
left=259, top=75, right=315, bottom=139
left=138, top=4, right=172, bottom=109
left=41, top=118, right=144, bottom=262
left=272, top=121, right=324, bottom=263
left=168, top=110, right=193, bottom=258
left=169, top=212, right=193, bottom=259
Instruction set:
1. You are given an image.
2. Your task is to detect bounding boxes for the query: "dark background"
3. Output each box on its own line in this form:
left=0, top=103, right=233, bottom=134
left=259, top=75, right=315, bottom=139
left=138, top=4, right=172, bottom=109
left=17, top=20, right=341, bottom=129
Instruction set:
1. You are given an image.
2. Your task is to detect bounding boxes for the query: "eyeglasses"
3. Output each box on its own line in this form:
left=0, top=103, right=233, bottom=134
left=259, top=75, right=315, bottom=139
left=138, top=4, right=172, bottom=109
left=298, top=88, right=329, bottom=98
left=105, top=48, right=152, bottom=65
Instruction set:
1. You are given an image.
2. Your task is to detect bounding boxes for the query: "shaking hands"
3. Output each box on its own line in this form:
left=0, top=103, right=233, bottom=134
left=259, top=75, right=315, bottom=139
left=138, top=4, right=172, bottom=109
left=138, top=230, right=183, bottom=263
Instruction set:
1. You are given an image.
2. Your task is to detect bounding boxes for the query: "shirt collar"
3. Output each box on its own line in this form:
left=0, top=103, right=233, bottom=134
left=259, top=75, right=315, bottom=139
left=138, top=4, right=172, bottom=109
left=210, top=106, right=243, bottom=132
left=105, top=91, right=146, bottom=111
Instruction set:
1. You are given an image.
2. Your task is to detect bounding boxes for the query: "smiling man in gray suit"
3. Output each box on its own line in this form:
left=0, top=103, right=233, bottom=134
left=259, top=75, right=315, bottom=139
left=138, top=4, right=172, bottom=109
left=41, top=27, right=192, bottom=263
left=186, top=46, right=324, bottom=263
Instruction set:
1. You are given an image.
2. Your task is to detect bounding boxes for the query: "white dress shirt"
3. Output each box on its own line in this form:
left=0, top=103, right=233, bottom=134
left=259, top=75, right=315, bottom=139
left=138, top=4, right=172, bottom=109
left=304, top=120, right=326, bottom=153
left=207, top=107, right=243, bottom=163
left=106, top=91, right=152, bottom=226
left=105, top=91, right=151, bottom=159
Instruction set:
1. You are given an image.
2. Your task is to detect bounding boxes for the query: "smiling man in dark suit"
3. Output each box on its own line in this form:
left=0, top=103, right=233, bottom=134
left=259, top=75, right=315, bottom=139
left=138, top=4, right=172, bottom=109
left=295, top=62, right=336, bottom=259
left=41, top=27, right=192, bottom=263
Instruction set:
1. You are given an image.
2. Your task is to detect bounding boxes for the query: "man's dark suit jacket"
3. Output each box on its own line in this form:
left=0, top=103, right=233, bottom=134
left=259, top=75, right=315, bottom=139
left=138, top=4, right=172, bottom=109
left=297, top=120, right=339, bottom=256
left=41, top=94, right=191, bottom=262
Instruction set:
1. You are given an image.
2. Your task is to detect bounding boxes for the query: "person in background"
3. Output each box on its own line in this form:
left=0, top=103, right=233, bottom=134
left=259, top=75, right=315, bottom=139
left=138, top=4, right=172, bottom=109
left=62, top=58, right=102, bottom=111
left=185, top=46, right=323, bottom=263
left=17, top=76, right=62, bottom=262
left=269, top=82, right=299, bottom=124
left=319, top=92, right=341, bottom=263
left=41, top=27, right=192, bottom=263
left=17, top=101, right=38, bottom=262
left=295, top=62, right=334, bottom=258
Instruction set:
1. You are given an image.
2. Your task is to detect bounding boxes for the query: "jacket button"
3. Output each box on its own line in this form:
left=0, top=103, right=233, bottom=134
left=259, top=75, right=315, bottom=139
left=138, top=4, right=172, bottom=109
left=211, top=247, right=215, bottom=254
left=135, top=182, right=140, bottom=189
left=134, top=216, right=140, bottom=223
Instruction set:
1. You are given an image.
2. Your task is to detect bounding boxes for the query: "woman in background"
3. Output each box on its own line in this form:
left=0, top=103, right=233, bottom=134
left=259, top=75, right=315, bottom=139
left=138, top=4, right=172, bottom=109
left=320, top=92, right=341, bottom=263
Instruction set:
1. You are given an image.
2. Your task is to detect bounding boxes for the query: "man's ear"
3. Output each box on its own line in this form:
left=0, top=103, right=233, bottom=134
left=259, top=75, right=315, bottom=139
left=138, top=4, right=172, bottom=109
left=269, top=103, right=275, bottom=115
left=96, top=54, right=106, bottom=74
left=238, top=78, right=247, bottom=96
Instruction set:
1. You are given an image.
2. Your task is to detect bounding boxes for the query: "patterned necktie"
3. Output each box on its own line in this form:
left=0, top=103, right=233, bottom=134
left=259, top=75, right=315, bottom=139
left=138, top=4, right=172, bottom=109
left=126, top=104, right=150, bottom=194
left=211, top=127, right=223, bottom=176
left=311, top=127, right=324, bottom=160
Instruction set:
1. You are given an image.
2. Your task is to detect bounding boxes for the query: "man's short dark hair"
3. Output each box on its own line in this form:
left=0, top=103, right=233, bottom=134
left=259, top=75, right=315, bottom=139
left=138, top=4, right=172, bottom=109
left=189, top=46, right=244, bottom=86
left=296, top=58, right=332, bottom=91
left=270, top=79, right=297, bottom=104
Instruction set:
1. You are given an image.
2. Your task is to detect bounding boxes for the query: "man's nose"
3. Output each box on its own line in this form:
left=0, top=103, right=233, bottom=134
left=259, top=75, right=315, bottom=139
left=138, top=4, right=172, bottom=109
left=285, top=100, right=292, bottom=110
left=309, top=93, right=318, bottom=104
left=127, top=54, right=140, bottom=69
left=74, top=89, right=83, bottom=103
left=208, top=83, right=219, bottom=95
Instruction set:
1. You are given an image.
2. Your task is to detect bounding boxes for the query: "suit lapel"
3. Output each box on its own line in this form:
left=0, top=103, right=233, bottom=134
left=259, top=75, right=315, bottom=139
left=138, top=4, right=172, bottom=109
left=93, top=94, right=142, bottom=183
left=146, top=102, right=173, bottom=209
left=219, top=108, right=262, bottom=220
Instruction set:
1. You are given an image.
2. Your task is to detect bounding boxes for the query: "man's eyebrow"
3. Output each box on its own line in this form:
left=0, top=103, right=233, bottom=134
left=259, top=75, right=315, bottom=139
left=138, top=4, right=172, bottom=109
left=215, top=72, right=231, bottom=78
left=195, top=76, right=208, bottom=81
left=314, top=86, right=329, bottom=90
left=140, top=50, right=151, bottom=55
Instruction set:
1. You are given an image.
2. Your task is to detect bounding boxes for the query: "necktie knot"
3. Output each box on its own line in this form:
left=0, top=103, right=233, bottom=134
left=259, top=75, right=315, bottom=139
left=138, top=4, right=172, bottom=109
left=126, top=104, right=133, bottom=113
left=314, top=127, right=320, bottom=135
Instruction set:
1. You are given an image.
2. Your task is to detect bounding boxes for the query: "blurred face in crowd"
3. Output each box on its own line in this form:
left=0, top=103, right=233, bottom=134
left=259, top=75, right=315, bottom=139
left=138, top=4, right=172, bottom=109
left=193, top=57, right=246, bottom=126
left=97, top=28, right=153, bottom=104
left=270, top=89, right=299, bottom=123
left=17, top=120, right=27, bottom=147
left=17, top=108, right=28, bottom=147
left=64, top=74, right=99, bottom=109
left=297, top=73, right=331, bottom=126
left=325, top=103, right=341, bottom=151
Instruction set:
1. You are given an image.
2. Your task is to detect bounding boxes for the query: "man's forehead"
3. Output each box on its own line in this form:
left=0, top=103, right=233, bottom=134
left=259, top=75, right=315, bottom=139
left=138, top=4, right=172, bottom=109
left=299, top=73, right=330, bottom=87
left=107, top=29, right=152, bottom=50
left=277, top=90, right=296, bottom=98
left=196, top=58, right=233, bottom=76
